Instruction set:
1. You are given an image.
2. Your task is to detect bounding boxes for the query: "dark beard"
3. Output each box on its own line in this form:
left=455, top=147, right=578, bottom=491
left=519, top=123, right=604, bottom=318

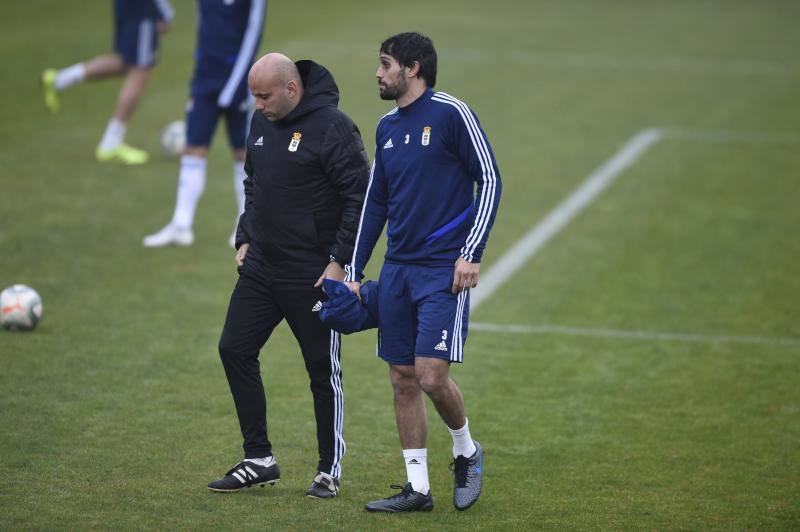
left=379, top=76, right=406, bottom=101
left=379, top=86, right=398, bottom=100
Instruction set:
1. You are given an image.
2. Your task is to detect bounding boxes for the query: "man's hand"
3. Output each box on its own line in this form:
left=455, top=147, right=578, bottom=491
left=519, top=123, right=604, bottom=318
left=236, top=243, right=249, bottom=266
left=156, top=21, right=171, bottom=34
left=344, top=281, right=362, bottom=299
left=452, top=256, right=480, bottom=294
left=314, top=261, right=346, bottom=288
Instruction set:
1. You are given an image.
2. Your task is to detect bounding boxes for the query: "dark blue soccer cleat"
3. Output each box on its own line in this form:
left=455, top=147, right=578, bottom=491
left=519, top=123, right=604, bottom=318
left=451, top=440, right=483, bottom=510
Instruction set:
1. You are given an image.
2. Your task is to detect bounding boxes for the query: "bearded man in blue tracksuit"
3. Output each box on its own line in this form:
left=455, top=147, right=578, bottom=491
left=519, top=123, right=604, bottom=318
left=346, top=32, right=502, bottom=513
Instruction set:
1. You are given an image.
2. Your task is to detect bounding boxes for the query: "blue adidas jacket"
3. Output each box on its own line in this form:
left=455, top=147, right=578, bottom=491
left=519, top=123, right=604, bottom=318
left=347, top=89, right=502, bottom=281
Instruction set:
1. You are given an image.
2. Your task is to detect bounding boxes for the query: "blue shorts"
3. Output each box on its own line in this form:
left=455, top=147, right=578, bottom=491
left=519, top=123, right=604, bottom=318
left=114, top=16, right=160, bottom=68
left=377, top=263, right=470, bottom=365
left=185, top=85, right=252, bottom=149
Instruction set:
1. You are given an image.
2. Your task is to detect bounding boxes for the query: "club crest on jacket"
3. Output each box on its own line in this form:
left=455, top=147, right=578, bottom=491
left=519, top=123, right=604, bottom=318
left=288, top=131, right=302, bottom=152
left=421, top=126, right=431, bottom=146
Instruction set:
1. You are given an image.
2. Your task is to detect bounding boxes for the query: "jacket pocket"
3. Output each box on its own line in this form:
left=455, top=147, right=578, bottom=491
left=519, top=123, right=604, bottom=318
left=260, top=212, right=319, bottom=260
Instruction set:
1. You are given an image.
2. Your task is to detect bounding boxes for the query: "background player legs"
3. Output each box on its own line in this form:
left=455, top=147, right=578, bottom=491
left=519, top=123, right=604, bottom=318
left=111, top=66, right=151, bottom=122
left=82, top=54, right=126, bottom=79
left=144, top=94, right=249, bottom=248
left=96, top=66, right=152, bottom=159
left=45, top=54, right=126, bottom=104
left=143, top=145, right=247, bottom=248
left=172, top=145, right=209, bottom=234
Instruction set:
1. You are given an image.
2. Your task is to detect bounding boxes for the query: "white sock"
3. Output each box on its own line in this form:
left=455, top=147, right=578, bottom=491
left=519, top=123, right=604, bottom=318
left=98, top=118, right=126, bottom=152
left=402, top=448, right=429, bottom=495
left=171, top=155, right=207, bottom=229
left=244, top=455, right=275, bottom=467
left=233, top=161, right=246, bottom=217
left=448, top=418, right=477, bottom=458
left=54, top=63, right=85, bottom=91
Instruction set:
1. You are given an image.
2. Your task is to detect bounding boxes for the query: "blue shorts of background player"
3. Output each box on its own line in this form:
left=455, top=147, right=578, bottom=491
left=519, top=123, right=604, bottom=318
left=186, top=81, right=252, bottom=149
left=114, top=12, right=162, bottom=68
left=377, top=263, right=470, bottom=365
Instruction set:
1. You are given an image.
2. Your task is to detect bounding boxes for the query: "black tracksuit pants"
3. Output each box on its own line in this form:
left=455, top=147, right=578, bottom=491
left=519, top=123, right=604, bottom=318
left=218, top=243, right=345, bottom=478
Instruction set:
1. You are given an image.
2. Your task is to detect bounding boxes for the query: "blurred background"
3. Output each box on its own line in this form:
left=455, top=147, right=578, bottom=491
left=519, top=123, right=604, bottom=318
left=1, top=0, right=798, bottom=528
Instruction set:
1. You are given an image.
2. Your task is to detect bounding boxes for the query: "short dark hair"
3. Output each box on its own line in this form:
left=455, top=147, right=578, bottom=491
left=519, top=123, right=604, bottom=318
left=380, top=32, right=437, bottom=88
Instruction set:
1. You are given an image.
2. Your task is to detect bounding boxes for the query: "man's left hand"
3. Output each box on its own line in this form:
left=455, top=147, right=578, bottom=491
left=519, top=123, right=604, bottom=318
left=314, top=261, right=346, bottom=288
left=452, top=257, right=480, bottom=294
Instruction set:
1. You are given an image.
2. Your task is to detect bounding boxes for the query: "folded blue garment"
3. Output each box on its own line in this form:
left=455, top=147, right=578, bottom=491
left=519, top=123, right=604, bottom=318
left=319, top=278, right=379, bottom=334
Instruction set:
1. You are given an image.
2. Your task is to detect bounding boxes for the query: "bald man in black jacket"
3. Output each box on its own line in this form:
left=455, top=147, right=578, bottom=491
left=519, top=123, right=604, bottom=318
left=209, top=53, right=369, bottom=499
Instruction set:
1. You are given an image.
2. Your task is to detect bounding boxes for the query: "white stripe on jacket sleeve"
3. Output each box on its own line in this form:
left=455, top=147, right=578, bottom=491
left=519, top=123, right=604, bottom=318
left=218, top=0, right=266, bottom=108
left=153, top=0, right=175, bottom=22
left=430, top=93, right=497, bottom=262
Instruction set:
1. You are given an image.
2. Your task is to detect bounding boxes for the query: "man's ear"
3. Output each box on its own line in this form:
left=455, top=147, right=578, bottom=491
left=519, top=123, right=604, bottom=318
left=406, top=61, right=421, bottom=79
left=287, top=79, right=299, bottom=98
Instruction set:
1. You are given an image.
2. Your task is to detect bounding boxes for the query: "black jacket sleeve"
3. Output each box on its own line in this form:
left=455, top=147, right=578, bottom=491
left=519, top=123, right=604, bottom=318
left=320, top=116, right=370, bottom=264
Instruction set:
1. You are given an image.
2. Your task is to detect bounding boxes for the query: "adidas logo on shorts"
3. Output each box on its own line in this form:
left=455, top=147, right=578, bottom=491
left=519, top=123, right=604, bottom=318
left=434, top=341, right=448, bottom=351
left=311, top=301, right=322, bottom=312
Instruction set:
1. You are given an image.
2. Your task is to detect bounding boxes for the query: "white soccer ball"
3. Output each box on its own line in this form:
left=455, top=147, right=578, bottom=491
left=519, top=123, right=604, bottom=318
left=1, top=284, right=43, bottom=332
left=160, top=120, right=186, bottom=157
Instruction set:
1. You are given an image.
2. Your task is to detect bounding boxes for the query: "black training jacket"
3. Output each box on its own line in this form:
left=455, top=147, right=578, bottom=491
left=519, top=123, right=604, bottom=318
left=235, top=60, right=370, bottom=282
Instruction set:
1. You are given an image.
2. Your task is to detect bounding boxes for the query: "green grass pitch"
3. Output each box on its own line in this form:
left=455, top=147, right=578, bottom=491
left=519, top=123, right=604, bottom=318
left=2, top=0, right=799, bottom=529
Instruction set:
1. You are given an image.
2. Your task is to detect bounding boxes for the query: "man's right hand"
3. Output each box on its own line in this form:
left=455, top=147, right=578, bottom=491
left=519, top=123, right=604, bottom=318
left=236, top=243, right=249, bottom=266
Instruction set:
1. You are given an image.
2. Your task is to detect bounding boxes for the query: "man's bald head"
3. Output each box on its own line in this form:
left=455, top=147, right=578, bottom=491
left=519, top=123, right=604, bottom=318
left=249, top=53, right=304, bottom=122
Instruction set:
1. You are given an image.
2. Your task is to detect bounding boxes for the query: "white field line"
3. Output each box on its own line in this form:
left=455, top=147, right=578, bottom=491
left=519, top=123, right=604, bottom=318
left=470, top=128, right=663, bottom=310
left=471, top=322, right=800, bottom=348
left=284, top=41, right=800, bottom=77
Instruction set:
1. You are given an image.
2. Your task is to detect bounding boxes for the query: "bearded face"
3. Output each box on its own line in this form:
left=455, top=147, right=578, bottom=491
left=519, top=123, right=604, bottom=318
left=377, top=54, right=410, bottom=101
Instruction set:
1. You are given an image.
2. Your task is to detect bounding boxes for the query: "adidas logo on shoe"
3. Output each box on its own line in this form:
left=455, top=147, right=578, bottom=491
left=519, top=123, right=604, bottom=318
left=311, top=301, right=323, bottom=312
left=434, top=341, right=448, bottom=351
left=208, top=458, right=280, bottom=492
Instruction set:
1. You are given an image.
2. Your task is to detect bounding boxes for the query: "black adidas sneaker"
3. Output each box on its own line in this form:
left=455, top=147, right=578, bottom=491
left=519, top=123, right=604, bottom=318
left=207, top=458, right=280, bottom=492
left=364, top=483, right=433, bottom=512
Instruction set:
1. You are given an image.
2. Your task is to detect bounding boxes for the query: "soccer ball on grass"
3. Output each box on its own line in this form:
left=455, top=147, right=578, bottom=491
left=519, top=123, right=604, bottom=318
left=160, top=120, right=186, bottom=157
left=1, top=284, right=43, bottom=331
